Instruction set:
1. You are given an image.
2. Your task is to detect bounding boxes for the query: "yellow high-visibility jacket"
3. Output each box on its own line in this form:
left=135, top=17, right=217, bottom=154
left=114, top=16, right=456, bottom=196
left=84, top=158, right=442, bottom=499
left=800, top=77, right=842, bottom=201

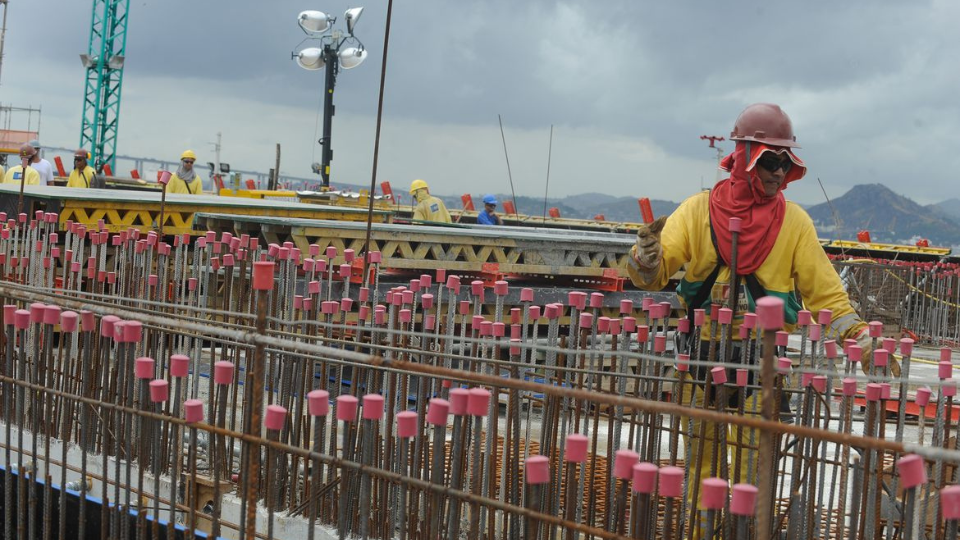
left=2, top=166, right=40, bottom=186
left=413, top=196, right=452, bottom=223
left=627, top=191, right=865, bottom=342
left=67, top=166, right=97, bottom=188
left=166, top=173, right=203, bottom=195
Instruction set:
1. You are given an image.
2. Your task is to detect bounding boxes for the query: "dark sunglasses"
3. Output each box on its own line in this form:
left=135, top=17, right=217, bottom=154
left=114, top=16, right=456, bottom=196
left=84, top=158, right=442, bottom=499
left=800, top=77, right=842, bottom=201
left=73, top=157, right=85, bottom=161
left=756, top=155, right=793, bottom=173
left=182, top=160, right=195, bottom=164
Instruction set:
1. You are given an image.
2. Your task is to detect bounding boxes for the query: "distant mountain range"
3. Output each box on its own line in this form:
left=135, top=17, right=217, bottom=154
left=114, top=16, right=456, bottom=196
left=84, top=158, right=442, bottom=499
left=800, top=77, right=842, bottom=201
left=441, top=184, right=960, bottom=248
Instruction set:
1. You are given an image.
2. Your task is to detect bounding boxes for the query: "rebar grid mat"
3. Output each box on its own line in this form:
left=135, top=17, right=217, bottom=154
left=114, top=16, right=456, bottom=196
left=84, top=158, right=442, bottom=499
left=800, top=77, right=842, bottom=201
left=0, top=211, right=958, bottom=540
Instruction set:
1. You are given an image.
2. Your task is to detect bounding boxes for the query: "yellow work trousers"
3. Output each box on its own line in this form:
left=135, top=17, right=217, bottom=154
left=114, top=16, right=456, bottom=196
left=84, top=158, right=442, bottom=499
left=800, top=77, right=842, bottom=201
left=680, top=381, right=762, bottom=539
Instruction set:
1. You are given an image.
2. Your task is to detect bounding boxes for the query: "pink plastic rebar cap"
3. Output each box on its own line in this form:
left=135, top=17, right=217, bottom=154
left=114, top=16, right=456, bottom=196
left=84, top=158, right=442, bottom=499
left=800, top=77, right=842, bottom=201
left=493, top=280, right=508, bottom=296
left=868, top=321, right=883, bottom=338
left=397, top=411, right=418, bottom=438
left=29, top=302, right=46, bottom=324
left=755, top=297, right=784, bottom=330
left=873, top=349, right=889, bottom=368
left=308, top=390, right=330, bottom=416
left=808, top=324, right=821, bottom=342
left=121, top=320, right=142, bottom=343
left=597, top=316, right=610, bottom=333
left=367, top=251, right=382, bottom=263
left=569, top=291, right=587, bottom=311
left=736, top=369, right=748, bottom=387
left=677, top=353, right=690, bottom=373
left=135, top=357, right=155, bottom=379
left=801, top=372, right=815, bottom=388
left=897, top=454, right=927, bottom=490
left=778, top=357, right=792, bottom=373
left=717, top=307, right=733, bottom=325
left=420, top=293, right=434, bottom=310
left=43, top=305, right=61, bottom=325
left=941, top=485, right=960, bottom=520
left=564, top=434, right=589, bottom=463
left=545, top=303, right=560, bottom=320
left=742, top=312, right=757, bottom=329
left=170, top=354, right=189, bottom=378
left=865, top=383, right=882, bottom=402
left=883, top=337, right=897, bottom=354
left=214, top=361, right=235, bottom=385
left=711, top=367, right=727, bottom=385
left=265, top=404, right=287, bottom=431
left=944, top=348, right=954, bottom=363
left=825, top=340, right=838, bottom=359
left=847, top=345, right=862, bottom=363
left=797, top=310, right=812, bottom=326
left=678, top=318, right=691, bottom=334
left=184, top=399, right=204, bottom=423
left=2, top=305, right=15, bottom=326
left=471, top=280, right=484, bottom=296
left=701, top=478, right=728, bottom=510
left=940, top=361, right=953, bottom=380
left=623, top=317, right=637, bottom=333
left=812, top=376, right=827, bottom=393
left=613, top=449, right=639, bottom=480
left=842, top=378, right=858, bottom=397
left=654, top=333, right=667, bottom=352
left=252, top=261, right=275, bottom=290
left=467, top=388, right=491, bottom=417
left=619, top=299, right=633, bottom=314
left=775, top=331, right=789, bottom=347
left=659, top=466, right=684, bottom=498
left=637, top=325, right=650, bottom=342
left=449, top=388, right=470, bottom=415
left=729, top=216, right=742, bottom=233
left=362, top=394, right=385, bottom=420
left=730, top=484, right=759, bottom=516
left=325, top=246, right=338, bottom=259
left=818, top=308, right=833, bottom=326
left=900, top=338, right=914, bottom=357
left=14, top=309, right=30, bottom=330
left=590, top=292, right=604, bottom=308
left=632, top=462, right=658, bottom=494
left=427, top=398, right=450, bottom=425
left=528, top=305, right=541, bottom=320
left=337, top=395, right=359, bottom=422
left=739, top=325, right=750, bottom=340
left=59, top=311, right=79, bottom=333
left=149, top=379, right=169, bottom=403
left=944, top=380, right=957, bottom=398
left=915, top=387, right=932, bottom=407
left=525, top=455, right=551, bottom=485
left=579, top=312, right=593, bottom=329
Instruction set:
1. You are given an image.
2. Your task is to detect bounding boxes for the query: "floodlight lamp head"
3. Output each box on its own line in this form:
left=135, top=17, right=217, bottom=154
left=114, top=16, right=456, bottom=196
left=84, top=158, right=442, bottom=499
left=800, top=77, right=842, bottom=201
left=298, top=10, right=332, bottom=34
left=344, top=7, right=364, bottom=35
left=338, top=46, right=367, bottom=69
left=295, top=47, right=326, bottom=71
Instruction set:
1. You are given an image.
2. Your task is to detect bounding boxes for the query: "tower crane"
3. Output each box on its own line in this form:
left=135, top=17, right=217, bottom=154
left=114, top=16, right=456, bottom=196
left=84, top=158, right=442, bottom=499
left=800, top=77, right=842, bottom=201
left=79, top=0, right=130, bottom=173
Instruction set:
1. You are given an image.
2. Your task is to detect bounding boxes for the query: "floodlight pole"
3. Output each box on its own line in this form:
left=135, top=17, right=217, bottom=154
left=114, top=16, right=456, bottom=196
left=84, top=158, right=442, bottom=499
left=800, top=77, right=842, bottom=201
left=319, top=43, right=340, bottom=189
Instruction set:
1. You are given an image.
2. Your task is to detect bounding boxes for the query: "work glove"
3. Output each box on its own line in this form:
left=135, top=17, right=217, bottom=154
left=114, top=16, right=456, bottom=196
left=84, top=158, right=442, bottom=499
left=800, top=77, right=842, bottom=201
left=633, top=216, right=667, bottom=269
left=854, top=327, right=902, bottom=378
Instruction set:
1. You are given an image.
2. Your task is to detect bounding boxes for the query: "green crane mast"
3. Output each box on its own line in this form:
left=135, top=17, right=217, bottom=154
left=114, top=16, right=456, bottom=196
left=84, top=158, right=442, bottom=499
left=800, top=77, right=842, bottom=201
left=79, top=0, right=130, bottom=173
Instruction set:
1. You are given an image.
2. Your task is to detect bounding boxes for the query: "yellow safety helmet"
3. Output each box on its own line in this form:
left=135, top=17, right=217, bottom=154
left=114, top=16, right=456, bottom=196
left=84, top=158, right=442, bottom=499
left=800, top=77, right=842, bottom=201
left=181, top=150, right=197, bottom=161
left=410, top=179, right=429, bottom=194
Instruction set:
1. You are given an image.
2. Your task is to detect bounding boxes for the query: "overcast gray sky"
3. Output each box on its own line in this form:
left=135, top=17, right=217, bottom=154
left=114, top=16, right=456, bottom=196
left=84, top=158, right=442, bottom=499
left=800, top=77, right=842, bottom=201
left=2, top=0, right=957, bottom=205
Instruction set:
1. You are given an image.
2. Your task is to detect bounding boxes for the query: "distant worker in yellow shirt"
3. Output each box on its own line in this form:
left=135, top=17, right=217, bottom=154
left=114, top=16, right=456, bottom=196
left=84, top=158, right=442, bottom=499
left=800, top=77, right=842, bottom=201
left=2, top=144, right=41, bottom=186
left=409, top=179, right=451, bottom=223
left=166, top=150, right=203, bottom=195
left=67, top=149, right=100, bottom=188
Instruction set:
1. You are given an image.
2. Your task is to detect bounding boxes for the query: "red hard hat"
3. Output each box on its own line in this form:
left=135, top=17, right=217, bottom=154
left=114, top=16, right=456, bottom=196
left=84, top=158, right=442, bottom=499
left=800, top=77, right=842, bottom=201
left=730, top=103, right=800, bottom=148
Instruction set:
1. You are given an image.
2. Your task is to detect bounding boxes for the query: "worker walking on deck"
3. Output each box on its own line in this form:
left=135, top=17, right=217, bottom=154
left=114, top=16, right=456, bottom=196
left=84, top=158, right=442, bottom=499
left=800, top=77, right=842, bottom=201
left=27, top=140, right=55, bottom=186
left=410, top=179, right=451, bottom=223
left=67, top=149, right=100, bottom=188
left=476, top=194, right=504, bottom=225
left=166, top=150, right=203, bottom=195
left=626, top=103, right=894, bottom=537
left=2, top=144, right=41, bottom=186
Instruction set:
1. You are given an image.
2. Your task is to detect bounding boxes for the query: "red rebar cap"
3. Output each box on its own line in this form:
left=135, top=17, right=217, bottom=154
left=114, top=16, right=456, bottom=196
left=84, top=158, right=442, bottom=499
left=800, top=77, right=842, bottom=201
left=135, top=357, right=155, bottom=379
left=340, top=298, right=353, bottom=312
left=397, top=411, right=418, bottom=438
left=824, top=340, right=838, bottom=359
left=755, top=297, right=784, bottom=330
left=873, top=349, right=889, bottom=367
left=528, top=305, right=541, bottom=320
left=493, top=280, right=508, bottom=296
left=14, top=309, right=30, bottom=330
left=569, top=291, right=587, bottom=310
left=777, top=357, right=792, bottom=373
left=60, top=311, right=79, bottom=333
left=467, top=388, right=491, bottom=416
left=817, top=309, right=832, bottom=326
left=336, top=395, right=359, bottom=422
left=632, top=462, right=658, bottom=494
left=265, top=404, right=287, bottom=431
left=701, top=478, right=728, bottom=510
left=446, top=275, right=461, bottom=293
left=597, top=316, right=610, bottom=333
left=842, top=378, right=857, bottom=397
left=659, top=466, right=684, bottom=498
left=868, top=321, right=883, bottom=338
left=718, top=307, right=733, bottom=325
left=43, top=305, right=61, bottom=325
left=736, top=369, right=748, bottom=387
left=676, top=353, right=690, bottom=373
left=308, top=389, right=330, bottom=416
left=623, top=317, right=637, bottom=333
left=170, top=354, right=189, bottom=378
left=400, top=309, right=412, bottom=324
left=940, top=361, right=953, bottom=379
left=941, top=486, right=960, bottom=520
left=471, top=280, right=484, bottom=296
left=564, top=434, right=588, bottom=463
left=120, top=320, right=142, bottom=343
left=915, top=387, right=932, bottom=407
left=421, top=293, right=434, bottom=310
left=363, top=394, right=385, bottom=420
left=2, top=305, right=15, bottom=326
left=29, top=302, right=46, bottom=324
left=613, top=449, right=639, bottom=480
left=883, top=337, right=897, bottom=354
left=589, top=292, right=604, bottom=309
left=808, top=324, right=821, bottom=342
left=865, top=383, right=882, bottom=402
left=797, top=310, right=812, bottom=326
left=730, top=484, right=759, bottom=516
left=636, top=325, right=649, bottom=342
left=654, top=333, right=666, bottom=353
left=694, top=309, right=705, bottom=326
left=492, top=322, right=505, bottom=337
left=367, top=251, right=382, bottom=263
left=521, top=288, right=534, bottom=303
left=525, top=455, right=551, bottom=485
left=252, top=261, right=275, bottom=290
left=183, top=399, right=203, bottom=424
left=214, top=361, right=235, bottom=385
left=900, top=338, right=914, bottom=357
left=427, top=398, right=450, bottom=425
left=711, top=367, right=727, bottom=385
left=812, top=375, right=827, bottom=393
left=149, top=379, right=169, bottom=403
left=325, top=246, right=338, bottom=259
left=775, top=331, right=789, bottom=347
left=449, top=388, right=470, bottom=415
left=897, top=454, right=927, bottom=490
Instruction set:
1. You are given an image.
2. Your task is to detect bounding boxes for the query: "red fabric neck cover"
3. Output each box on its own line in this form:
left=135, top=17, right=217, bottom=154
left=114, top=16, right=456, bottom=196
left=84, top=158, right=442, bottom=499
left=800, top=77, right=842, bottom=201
left=709, top=141, right=806, bottom=275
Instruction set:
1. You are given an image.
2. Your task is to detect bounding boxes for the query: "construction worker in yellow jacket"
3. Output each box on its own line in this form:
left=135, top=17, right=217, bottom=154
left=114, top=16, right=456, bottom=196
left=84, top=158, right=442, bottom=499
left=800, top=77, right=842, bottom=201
left=2, top=144, right=41, bottom=186
left=166, top=150, right=203, bottom=195
left=410, top=179, right=451, bottom=223
left=627, top=103, right=891, bottom=536
left=67, top=149, right=99, bottom=188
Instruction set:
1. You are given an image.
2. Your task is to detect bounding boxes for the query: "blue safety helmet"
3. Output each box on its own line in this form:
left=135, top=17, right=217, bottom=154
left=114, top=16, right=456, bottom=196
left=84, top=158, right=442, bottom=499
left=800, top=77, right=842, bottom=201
left=482, top=194, right=498, bottom=205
